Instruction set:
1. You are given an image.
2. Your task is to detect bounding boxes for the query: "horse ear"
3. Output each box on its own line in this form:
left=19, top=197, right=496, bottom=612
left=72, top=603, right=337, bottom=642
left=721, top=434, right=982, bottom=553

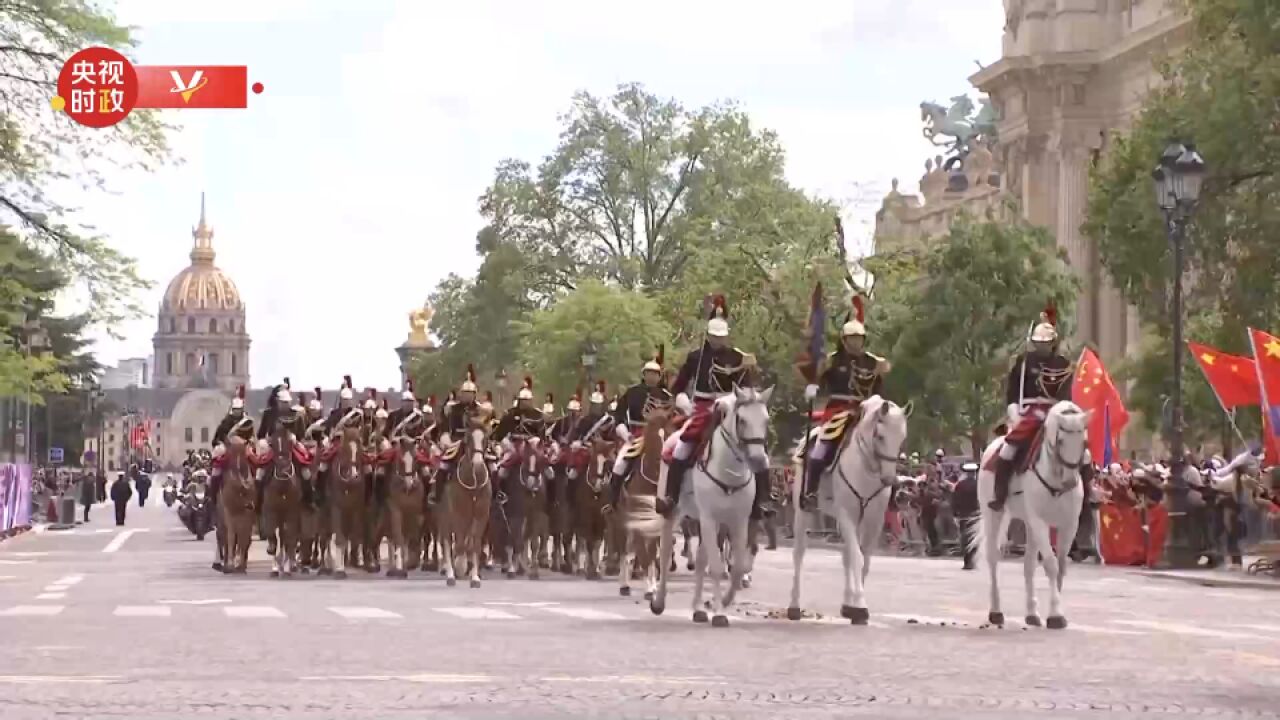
left=760, top=386, right=774, bottom=405
left=901, top=400, right=914, bottom=418
left=879, top=400, right=890, bottom=417
left=734, top=386, right=748, bottom=404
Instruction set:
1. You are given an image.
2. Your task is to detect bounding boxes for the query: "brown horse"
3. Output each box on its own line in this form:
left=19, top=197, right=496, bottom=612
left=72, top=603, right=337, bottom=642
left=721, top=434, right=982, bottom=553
left=619, top=405, right=671, bottom=598
left=219, top=437, right=256, bottom=574
left=574, top=437, right=615, bottom=580
left=521, top=443, right=555, bottom=580
left=384, top=435, right=425, bottom=578
left=443, top=407, right=493, bottom=588
left=325, top=424, right=365, bottom=579
left=261, top=427, right=304, bottom=578
left=296, top=435, right=324, bottom=573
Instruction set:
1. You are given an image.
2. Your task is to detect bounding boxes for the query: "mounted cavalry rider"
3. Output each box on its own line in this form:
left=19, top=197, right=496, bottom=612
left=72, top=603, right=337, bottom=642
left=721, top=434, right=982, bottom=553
left=385, top=381, right=425, bottom=441
left=210, top=385, right=255, bottom=489
left=801, top=296, right=891, bottom=510
left=606, top=347, right=673, bottom=510
left=323, top=376, right=358, bottom=433
left=494, top=377, right=548, bottom=481
left=545, top=390, right=582, bottom=506
left=989, top=302, right=1075, bottom=512
left=257, top=378, right=292, bottom=441
left=430, top=365, right=481, bottom=505
left=663, top=295, right=771, bottom=520
left=569, top=381, right=612, bottom=449
left=304, top=388, right=327, bottom=443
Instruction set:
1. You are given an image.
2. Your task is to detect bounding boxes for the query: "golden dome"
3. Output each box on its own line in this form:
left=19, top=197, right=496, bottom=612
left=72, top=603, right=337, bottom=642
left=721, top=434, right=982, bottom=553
left=161, top=194, right=245, bottom=314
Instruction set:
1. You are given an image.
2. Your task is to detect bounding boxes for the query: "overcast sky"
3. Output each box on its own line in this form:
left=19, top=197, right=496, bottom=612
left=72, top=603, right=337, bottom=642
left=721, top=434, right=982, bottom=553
left=80, top=0, right=1003, bottom=390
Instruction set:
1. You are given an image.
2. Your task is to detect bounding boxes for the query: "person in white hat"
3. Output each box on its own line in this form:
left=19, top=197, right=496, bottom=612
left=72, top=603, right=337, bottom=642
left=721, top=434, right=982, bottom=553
left=493, top=376, right=547, bottom=482
left=431, top=367, right=483, bottom=505
left=953, top=461, right=981, bottom=569
left=323, top=375, right=359, bottom=434
left=663, top=294, right=762, bottom=518
left=606, top=346, right=674, bottom=511
left=989, top=302, right=1080, bottom=512
left=210, top=385, right=254, bottom=491
left=385, top=380, right=423, bottom=441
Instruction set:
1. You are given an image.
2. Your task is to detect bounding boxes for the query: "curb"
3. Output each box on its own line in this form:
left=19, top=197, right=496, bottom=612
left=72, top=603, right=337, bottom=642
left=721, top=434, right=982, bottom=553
left=0, top=524, right=33, bottom=544
left=1135, top=570, right=1280, bottom=592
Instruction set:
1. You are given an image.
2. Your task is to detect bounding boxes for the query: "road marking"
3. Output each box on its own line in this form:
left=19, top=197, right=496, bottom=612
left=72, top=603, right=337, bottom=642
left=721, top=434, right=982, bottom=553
left=0, top=605, right=65, bottom=617
left=1072, top=624, right=1149, bottom=636
left=49, top=574, right=84, bottom=588
left=329, top=606, right=402, bottom=620
left=0, top=675, right=120, bottom=684
left=300, top=673, right=495, bottom=683
left=114, top=606, right=172, bottom=618
left=223, top=606, right=286, bottom=619
left=535, top=606, right=628, bottom=621
left=102, top=529, right=147, bottom=553
left=92, top=529, right=114, bottom=534
left=434, top=607, right=521, bottom=620
left=1114, top=620, right=1257, bottom=640
left=1228, top=623, right=1280, bottom=634
left=0, top=560, right=35, bottom=565
left=0, top=576, right=15, bottom=581
left=11, top=552, right=50, bottom=557
left=34, top=593, right=66, bottom=601
left=158, top=598, right=231, bottom=605
left=483, top=601, right=560, bottom=607
left=542, top=675, right=728, bottom=685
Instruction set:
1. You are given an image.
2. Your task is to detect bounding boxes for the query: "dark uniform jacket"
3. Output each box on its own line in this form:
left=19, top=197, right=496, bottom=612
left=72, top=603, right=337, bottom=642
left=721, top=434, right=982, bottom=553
left=550, top=415, right=579, bottom=445
left=445, top=401, right=480, bottom=442
left=493, top=406, right=546, bottom=443
left=212, top=412, right=253, bottom=448
left=1006, top=351, right=1073, bottom=407
left=671, top=343, right=750, bottom=400
left=385, top=407, right=426, bottom=439
left=323, top=404, right=359, bottom=432
left=820, top=349, right=884, bottom=403
left=569, top=411, right=611, bottom=444
left=613, top=383, right=674, bottom=431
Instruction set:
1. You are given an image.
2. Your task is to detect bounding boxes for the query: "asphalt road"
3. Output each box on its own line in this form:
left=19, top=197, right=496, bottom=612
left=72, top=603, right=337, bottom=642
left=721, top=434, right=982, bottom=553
left=1, top=497, right=1277, bottom=719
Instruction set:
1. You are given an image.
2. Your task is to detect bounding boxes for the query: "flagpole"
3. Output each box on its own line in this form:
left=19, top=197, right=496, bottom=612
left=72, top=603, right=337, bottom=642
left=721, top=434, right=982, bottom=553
left=1188, top=340, right=1250, bottom=453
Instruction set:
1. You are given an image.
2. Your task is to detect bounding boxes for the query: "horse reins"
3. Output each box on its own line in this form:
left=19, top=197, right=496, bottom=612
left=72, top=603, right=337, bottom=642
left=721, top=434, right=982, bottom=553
left=698, top=398, right=766, bottom=495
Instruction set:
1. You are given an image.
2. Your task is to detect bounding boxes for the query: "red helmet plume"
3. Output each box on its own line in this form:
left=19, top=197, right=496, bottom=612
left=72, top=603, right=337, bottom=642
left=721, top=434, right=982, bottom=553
left=656, top=343, right=665, bottom=367
left=523, top=375, right=533, bottom=390
left=406, top=379, right=414, bottom=393
left=367, top=388, right=377, bottom=401
left=708, top=293, right=728, bottom=320
left=466, top=364, right=477, bottom=383
left=236, top=384, right=246, bottom=399
left=573, top=386, right=583, bottom=402
left=313, top=386, right=322, bottom=402
left=596, top=380, right=606, bottom=395
left=1041, top=300, right=1058, bottom=327
left=545, top=392, right=554, bottom=404
left=427, top=394, right=437, bottom=406
left=852, top=295, right=865, bottom=323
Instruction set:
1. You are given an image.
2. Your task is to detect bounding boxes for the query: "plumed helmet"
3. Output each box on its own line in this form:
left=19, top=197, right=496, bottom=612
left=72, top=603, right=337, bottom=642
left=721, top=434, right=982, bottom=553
left=339, top=375, right=354, bottom=400
left=423, top=395, right=436, bottom=414
left=608, top=394, right=619, bottom=412
left=375, top=398, right=389, bottom=420
left=517, top=376, right=535, bottom=401
left=275, top=382, right=292, bottom=405
left=308, top=387, right=323, bottom=413
left=541, top=393, right=555, bottom=415
left=444, top=390, right=457, bottom=408
left=363, top=388, right=377, bottom=410
left=642, top=344, right=664, bottom=373
left=707, top=294, right=729, bottom=337
left=401, top=379, right=415, bottom=402
left=841, top=296, right=867, bottom=337
left=566, top=388, right=582, bottom=412
left=1031, top=301, right=1059, bottom=343
left=460, top=364, right=478, bottom=394
left=589, top=380, right=606, bottom=405
left=479, top=391, right=494, bottom=410
left=231, top=384, right=246, bottom=410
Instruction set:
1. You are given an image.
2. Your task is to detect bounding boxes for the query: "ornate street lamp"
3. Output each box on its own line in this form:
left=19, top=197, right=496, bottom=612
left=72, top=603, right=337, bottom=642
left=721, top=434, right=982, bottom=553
left=1151, top=140, right=1206, bottom=569
left=580, top=340, right=598, bottom=392
left=495, top=369, right=508, bottom=410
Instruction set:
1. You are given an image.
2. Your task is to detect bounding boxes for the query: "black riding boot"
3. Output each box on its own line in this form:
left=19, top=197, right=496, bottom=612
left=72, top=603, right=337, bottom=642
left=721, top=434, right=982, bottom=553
left=800, top=452, right=832, bottom=511
left=606, top=472, right=626, bottom=511
left=988, top=456, right=1015, bottom=512
left=429, top=465, right=449, bottom=505
left=301, top=473, right=314, bottom=508
left=658, top=460, right=688, bottom=517
left=751, top=470, right=774, bottom=520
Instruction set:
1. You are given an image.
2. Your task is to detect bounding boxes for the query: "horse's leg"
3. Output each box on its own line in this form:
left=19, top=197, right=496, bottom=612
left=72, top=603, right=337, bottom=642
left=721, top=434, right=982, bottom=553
left=387, top=502, right=403, bottom=577
left=721, top=514, right=750, bottom=609
left=983, top=508, right=1004, bottom=625
left=833, top=508, right=867, bottom=622
left=282, top=508, right=298, bottom=577
left=1023, top=530, right=1040, bottom=626
left=441, top=504, right=457, bottom=586
left=619, top=524, right=634, bottom=596
left=788, top=503, right=810, bottom=619
left=1046, top=510, right=1075, bottom=629
left=1055, top=510, right=1077, bottom=592
left=651, top=515, right=676, bottom=615
left=691, top=520, right=711, bottom=623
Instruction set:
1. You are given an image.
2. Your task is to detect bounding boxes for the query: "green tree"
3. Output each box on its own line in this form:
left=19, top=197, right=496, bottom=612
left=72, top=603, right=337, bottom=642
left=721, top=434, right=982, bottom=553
left=512, top=281, right=674, bottom=402
left=1083, top=0, right=1280, bottom=433
left=1, top=0, right=174, bottom=326
left=0, top=228, right=75, bottom=398
left=877, top=213, right=1079, bottom=457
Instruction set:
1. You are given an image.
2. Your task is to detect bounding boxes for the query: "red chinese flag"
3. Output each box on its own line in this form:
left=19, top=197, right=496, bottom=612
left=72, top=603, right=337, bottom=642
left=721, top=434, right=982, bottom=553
left=1247, top=328, right=1280, bottom=466
left=135, top=66, right=248, bottom=109
left=1099, top=504, right=1143, bottom=566
left=1188, top=342, right=1260, bottom=409
left=1072, top=348, right=1129, bottom=461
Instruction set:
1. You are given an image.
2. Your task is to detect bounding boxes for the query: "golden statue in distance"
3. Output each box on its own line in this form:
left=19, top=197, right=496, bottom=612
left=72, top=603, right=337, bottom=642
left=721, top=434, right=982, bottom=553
left=407, top=305, right=434, bottom=347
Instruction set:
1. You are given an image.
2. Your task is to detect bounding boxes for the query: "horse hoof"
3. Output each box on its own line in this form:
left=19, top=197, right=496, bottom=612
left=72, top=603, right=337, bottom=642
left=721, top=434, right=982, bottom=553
left=446, top=578, right=457, bottom=587
left=620, top=587, right=631, bottom=597
left=221, top=566, right=234, bottom=575
left=686, top=561, right=695, bottom=571
left=741, top=576, right=752, bottom=589
left=841, top=605, right=869, bottom=625
left=318, top=568, right=332, bottom=576
left=644, top=591, right=654, bottom=602
left=529, top=572, right=539, bottom=580
left=300, top=567, right=310, bottom=576
left=469, top=579, right=481, bottom=589
left=711, top=615, right=730, bottom=628
left=505, top=571, right=516, bottom=580
left=269, top=570, right=279, bottom=578
left=988, top=612, right=1005, bottom=626
left=1025, top=615, right=1042, bottom=627
left=786, top=607, right=803, bottom=621
left=334, top=571, right=347, bottom=580
left=211, top=562, right=223, bottom=572
left=1046, top=616, right=1067, bottom=630
left=650, top=600, right=665, bottom=616
left=559, top=563, right=572, bottom=574
left=692, top=610, right=708, bottom=623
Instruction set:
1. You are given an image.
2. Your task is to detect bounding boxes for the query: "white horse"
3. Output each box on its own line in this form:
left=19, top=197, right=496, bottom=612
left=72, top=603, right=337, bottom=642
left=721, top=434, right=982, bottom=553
left=969, top=401, right=1089, bottom=629
left=633, top=386, right=772, bottom=627
left=788, top=396, right=910, bottom=624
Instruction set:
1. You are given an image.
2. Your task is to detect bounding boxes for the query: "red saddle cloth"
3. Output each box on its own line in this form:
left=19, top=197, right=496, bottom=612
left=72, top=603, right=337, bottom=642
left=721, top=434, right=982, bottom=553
left=414, top=445, right=434, bottom=466
left=983, top=414, right=1046, bottom=474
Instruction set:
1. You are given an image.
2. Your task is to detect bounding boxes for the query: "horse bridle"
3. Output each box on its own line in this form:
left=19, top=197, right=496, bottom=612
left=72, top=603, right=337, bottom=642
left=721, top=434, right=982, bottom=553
left=1033, top=421, right=1086, bottom=497
left=455, top=428, right=490, bottom=491
left=271, top=433, right=296, bottom=481
left=700, top=398, right=767, bottom=495
left=833, top=405, right=899, bottom=520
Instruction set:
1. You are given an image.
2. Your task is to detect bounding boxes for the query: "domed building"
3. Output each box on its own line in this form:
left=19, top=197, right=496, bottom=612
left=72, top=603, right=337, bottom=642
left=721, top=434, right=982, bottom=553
left=152, top=194, right=250, bottom=392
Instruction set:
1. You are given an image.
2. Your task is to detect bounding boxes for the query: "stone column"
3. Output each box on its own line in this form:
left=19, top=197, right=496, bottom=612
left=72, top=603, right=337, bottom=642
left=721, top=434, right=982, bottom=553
left=1056, top=146, right=1093, bottom=346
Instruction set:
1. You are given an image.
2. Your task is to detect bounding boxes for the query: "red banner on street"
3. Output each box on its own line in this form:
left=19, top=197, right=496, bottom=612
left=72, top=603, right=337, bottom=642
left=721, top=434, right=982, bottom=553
left=135, top=66, right=248, bottom=109
left=1099, top=503, right=1168, bottom=566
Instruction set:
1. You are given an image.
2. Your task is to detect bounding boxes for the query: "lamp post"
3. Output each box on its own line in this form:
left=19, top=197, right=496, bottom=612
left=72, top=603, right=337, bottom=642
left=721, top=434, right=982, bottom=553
left=495, top=369, right=508, bottom=410
left=1152, top=140, right=1206, bottom=569
left=21, top=319, right=49, bottom=466
left=580, top=340, right=598, bottom=394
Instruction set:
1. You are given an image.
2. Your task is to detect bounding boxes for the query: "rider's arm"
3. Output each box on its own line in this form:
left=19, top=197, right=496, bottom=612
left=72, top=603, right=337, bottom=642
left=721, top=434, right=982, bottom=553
left=1005, top=357, right=1023, bottom=407
left=670, top=349, right=699, bottom=397
left=492, top=412, right=514, bottom=442
left=1056, top=357, right=1074, bottom=400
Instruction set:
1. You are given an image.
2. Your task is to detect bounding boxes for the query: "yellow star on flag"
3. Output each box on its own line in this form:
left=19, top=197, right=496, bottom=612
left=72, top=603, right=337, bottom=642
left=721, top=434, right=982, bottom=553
left=1200, top=353, right=1216, bottom=365
left=1265, top=338, right=1280, bottom=360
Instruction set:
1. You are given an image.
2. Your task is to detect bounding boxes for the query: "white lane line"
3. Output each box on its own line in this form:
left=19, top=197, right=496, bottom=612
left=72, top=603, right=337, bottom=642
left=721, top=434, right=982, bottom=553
left=0, top=576, right=15, bottom=581
left=0, top=675, right=121, bottom=684
left=102, top=529, right=148, bottom=553
left=535, top=606, right=628, bottom=621
left=1072, top=624, right=1149, bottom=636
left=0, top=605, right=65, bottom=617
left=92, top=528, right=114, bottom=534
left=1114, top=619, right=1257, bottom=640
left=114, top=606, right=172, bottom=618
left=0, top=560, right=35, bottom=565
left=328, top=607, right=402, bottom=620
left=49, top=574, right=84, bottom=588
left=34, top=593, right=66, bottom=601
left=11, top=552, right=50, bottom=557
left=299, top=673, right=495, bottom=683
left=1228, top=623, right=1280, bottom=634
left=157, top=598, right=231, bottom=605
left=434, top=607, right=521, bottom=620
left=483, top=601, right=559, bottom=607
left=223, top=606, right=285, bottom=619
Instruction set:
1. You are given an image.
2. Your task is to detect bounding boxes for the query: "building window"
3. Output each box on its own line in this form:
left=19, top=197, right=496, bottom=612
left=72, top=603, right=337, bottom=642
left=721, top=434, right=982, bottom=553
left=187, top=317, right=195, bottom=333
left=108, top=434, right=115, bottom=443
left=108, top=460, right=115, bottom=471
left=200, top=427, right=209, bottom=443
left=209, top=318, right=218, bottom=334
left=184, top=427, right=193, bottom=442
left=208, top=353, right=219, bottom=373
left=169, top=317, right=176, bottom=333
left=228, top=319, right=236, bottom=333
left=231, top=353, right=237, bottom=374
left=166, top=353, right=173, bottom=374
left=186, top=353, right=196, bottom=374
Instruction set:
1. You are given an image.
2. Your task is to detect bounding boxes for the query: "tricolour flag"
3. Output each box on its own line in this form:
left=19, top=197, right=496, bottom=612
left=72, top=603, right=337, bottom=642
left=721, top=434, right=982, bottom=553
left=795, top=283, right=825, bottom=384
left=1072, top=348, right=1129, bottom=465
left=1246, top=328, right=1280, bottom=466
left=1188, top=341, right=1260, bottom=410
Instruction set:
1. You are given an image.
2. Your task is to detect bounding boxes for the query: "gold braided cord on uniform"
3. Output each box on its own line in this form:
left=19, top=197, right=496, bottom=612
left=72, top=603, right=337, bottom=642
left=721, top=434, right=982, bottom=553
left=1037, top=365, right=1073, bottom=397
left=641, top=393, right=672, bottom=418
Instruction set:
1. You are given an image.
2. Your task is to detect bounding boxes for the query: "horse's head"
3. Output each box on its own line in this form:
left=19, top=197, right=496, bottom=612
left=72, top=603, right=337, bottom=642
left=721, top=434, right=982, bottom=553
left=723, top=385, right=773, bottom=474
left=1045, top=401, right=1091, bottom=472
left=920, top=101, right=944, bottom=125
left=468, top=427, right=488, bottom=471
left=854, top=396, right=912, bottom=487
left=588, top=437, right=613, bottom=487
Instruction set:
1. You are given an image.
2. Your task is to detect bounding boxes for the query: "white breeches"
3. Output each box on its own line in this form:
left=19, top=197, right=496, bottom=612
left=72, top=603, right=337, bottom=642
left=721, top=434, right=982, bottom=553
left=612, top=454, right=629, bottom=476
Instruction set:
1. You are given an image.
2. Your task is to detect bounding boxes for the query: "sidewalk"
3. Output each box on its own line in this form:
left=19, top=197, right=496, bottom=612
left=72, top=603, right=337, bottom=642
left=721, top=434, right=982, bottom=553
left=1134, top=556, right=1279, bottom=591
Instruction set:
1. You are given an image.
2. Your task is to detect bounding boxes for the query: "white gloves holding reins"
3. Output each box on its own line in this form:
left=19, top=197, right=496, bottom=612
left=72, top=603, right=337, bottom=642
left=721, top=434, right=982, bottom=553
left=804, top=384, right=818, bottom=401
left=615, top=424, right=631, bottom=442
left=675, top=393, right=692, bottom=415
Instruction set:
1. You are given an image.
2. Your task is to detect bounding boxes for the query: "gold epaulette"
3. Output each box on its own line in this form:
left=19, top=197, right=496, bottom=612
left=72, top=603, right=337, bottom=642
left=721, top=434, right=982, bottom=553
left=866, top=352, right=892, bottom=375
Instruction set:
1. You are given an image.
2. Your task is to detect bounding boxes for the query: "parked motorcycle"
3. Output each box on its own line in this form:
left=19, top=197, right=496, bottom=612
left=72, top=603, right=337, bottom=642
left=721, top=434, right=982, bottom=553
left=162, top=474, right=178, bottom=508
left=177, top=472, right=211, bottom=541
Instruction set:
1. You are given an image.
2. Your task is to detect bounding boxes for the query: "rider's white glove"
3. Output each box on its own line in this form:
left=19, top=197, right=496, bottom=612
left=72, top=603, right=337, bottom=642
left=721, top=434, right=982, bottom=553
left=804, top=384, right=819, bottom=401
left=212, top=444, right=226, bottom=459
left=1006, top=403, right=1022, bottom=427
left=615, top=424, right=631, bottom=442
left=675, top=393, right=692, bottom=415
left=570, top=441, right=582, bottom=451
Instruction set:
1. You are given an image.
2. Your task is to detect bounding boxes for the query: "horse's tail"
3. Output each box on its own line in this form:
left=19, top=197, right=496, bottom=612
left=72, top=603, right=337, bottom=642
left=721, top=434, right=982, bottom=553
left=626, top=496, right=665, bottom=539
left=964, top=507, right=1010, bottom=560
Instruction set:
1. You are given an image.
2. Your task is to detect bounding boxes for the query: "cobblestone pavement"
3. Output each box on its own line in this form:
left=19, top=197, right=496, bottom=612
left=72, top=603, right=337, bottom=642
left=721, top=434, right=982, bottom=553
left=1, top=502, right=1277, bottom=719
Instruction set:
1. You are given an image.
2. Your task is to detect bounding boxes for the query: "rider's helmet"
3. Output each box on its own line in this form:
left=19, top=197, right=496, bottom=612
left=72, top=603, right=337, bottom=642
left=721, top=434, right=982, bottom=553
left=308, top=387, right=323, bottom=415
left=566, top=389, right=582, bottom=413
left=642, top=344, right=663, bottom=374
left=231, top=384, right=246, bottom=411
left=401, top=380, right=416, bottom=404
left=589, top=380, right=606, bottom=406
left=363, top=388, right=378, bottom=412
left=841, top=295, right=867, bottom=338
left=339, top=375, right=354, bottom=402
left=277, top=377, right=292, bottom=406
left=517, top=376, right=535, bottom=402
left=460, top=364, right=479, bottom=394
left=375, top=398, right=389, bottom=421
left=541, top=392, right=556, bottom=416
left=707, top=294, right=729, bottom=338
left=1030, top=301, right=1059, bottom=344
